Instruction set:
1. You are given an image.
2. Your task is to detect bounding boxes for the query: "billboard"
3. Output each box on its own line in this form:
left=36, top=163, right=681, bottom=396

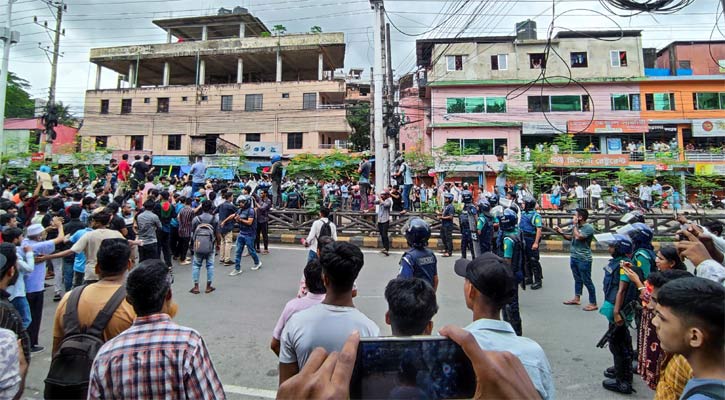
left=567, top=119, right=648, bottom=134
left=548, top=154, right=629, bottom=167
left=242, top=142, right=283, bottom=158
left=692, top=119, right=725, bottom=137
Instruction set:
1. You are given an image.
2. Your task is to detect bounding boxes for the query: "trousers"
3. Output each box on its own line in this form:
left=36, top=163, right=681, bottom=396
left=26, top=291, right=43, bottom=346
left=461, top=232, right=475, bottom=259
left=503, top=288, right=522, bottom=336
left=441, top=225, right=454, bottom=255
left=378, top=222, right=390, bottom=251
left=609, top=322, right=634, bottom=384
left=523, top=236, right=543, bottom=284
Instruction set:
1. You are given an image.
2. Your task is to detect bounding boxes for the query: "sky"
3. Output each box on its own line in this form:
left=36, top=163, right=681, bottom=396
left=2, top=0, right=722, bottom=118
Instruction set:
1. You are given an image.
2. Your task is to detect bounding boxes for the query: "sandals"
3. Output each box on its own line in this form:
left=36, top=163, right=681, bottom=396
left=205, top=286, right=216, bottom=294
left=189, top=287, right=200, bottom=294
left=583, top=304, right=599, bottom=311
left=563, top=298, right=580, bottom=305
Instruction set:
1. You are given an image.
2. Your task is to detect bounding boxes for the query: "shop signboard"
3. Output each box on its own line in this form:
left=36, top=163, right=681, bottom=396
left=152, top=156, right=189, bottom=166
left=606, top=138, right=622, bottom=154
left=568, top=119, right=648, bottom=134
left=692, top=119, right=725, bottom=137
left=522, top=122, right=567, bottom=135
left=641, top=165, right=656, bottom=175
left=695, top=163, right=725, bottom=176
left=242, top=142, right=283, bottom=158
left=648, top=124, right=678, bottom=134
left=549, top=154, right=629, bottom=167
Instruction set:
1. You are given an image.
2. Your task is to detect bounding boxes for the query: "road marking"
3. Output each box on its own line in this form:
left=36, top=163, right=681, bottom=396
left=265, top=245, right=610, bottom=259
left=223, top=384, right=277, bottom=399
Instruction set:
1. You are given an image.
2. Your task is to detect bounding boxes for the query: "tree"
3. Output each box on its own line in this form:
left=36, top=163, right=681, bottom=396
left=272, top=25, right=287, bottom=36
left=52, top=101, right=79, bottom=127
left=5, top=72, right=34, bottom=118
left=285, top=151, right=360, bottom=181
left=310, top=26, right=322, bottom=34
left=347, top=103, right=370, bottom=152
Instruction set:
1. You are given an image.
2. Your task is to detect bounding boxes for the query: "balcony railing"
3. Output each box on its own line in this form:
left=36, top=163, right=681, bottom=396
left=317, top=104, right=346, bottom=110
left=319, top=141, right=350, bottom=150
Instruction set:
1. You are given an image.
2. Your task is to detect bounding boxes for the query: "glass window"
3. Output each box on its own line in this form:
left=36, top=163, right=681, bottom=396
left=303, top=93, right=317, bottom=110
left=611, top=51, right=628, bottom=67
left=167, top=135, right=181, bottom=150
left=494, top=139, right=508, bottom=156
left=446, top=98, right=465, bottom=114
left=100, top=100, right=109, bottom=114
left=287, top=132, right=303, bottom=150
left=143, top=98, right=150, bottom=104
left=491, top=54, right=507, bottom=70
left=550, top=95, right=582, bottom=112
left=463, top=139, right=493, bottom=155
left=121, top=99, right=132, bottom=114
left=246, top=133, right=261, bottom=142
left=486, top=97, right=506, bottom=113
left=95, top=136, right=107, bottom=149
left=694, top=93, right=721, bottom=110
left=570, top=52, right=588, bottom=68
left=131, top=135, right=144, bottom=151
left=529, top=53, right=546, bottom=69
left=527, top=96, right=549, bottom=112
left=245, top=94, right=263, bottom=111
left=221, top=95, right=233, bottom=111
left=645, top=93, right=674, bottom=111
left=465, top=98, right=485, bottom=113
left=630, top=94, right=641, bottom=111
left=721, top=93, right=725, bottom=109
left=446, top=55, right=465, bottom=71
left=611, top=94, right=629, bottom=111
left=282, top=93, right=290, bottom=99
left=157, top=98, right=169, bottom=113
left=446, top=139, right=462, bottom=154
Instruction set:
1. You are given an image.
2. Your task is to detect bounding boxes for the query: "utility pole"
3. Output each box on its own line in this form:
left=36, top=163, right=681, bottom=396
left=369, top=66, right=375, bottom=153
left=36, top=0, right=66, bottom=159
left=0, top=0, right=20, bottom=161
left=385, top=22, right=397, bottom=174
left=370, top=0, right=387, bottom=194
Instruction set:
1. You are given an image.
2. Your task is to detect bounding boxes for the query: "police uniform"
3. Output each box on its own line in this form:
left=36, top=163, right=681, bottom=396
left=496, top=227, right=524, bottom=336
left=441, top=202, right=454, bottom=255
left=476, top=212, right=493, bottom=254
left=459, top=192, right=477, bottom=259
left=399, top=247, right=438, bottom=288
left=519, top=210, right=543, bottom=287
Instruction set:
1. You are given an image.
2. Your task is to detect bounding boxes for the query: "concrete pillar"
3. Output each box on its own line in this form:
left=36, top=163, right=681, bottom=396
left=276, top=51, right=282, bottom=82
left=239, top=23, right=245, bottom=38
left=202, top=25, right=208, bottom=41
left=237, top=58, right=243, bottom=84
left=167, top=29, right=172, bottom=43
left=128, top=63, right=136, bottom=88
left=95, top=64, right=102, bottom=90
left=199, top=59, right=206, bottom=85
left=318, top=52, right=324, bottom=81
left=163, top=62, right=170, bottom=86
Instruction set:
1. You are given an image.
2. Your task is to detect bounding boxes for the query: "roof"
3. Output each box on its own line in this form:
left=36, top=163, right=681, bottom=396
left=4, top=118, right=78, bottom=154
left=416, top=36, right=515, bottom=67
left=554, top=30, right=642, bottom=39
left=656, top=40, right=725, bottom=57
left=152, top=13, right=269, bottom=40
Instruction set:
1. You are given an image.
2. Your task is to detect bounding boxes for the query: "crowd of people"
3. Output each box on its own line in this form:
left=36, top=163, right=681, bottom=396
left=0, top=151, right=721, bottom=399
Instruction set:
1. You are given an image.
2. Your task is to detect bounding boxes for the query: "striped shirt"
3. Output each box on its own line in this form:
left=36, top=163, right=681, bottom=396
left=0, top=290, right=30, bottom=364
left=88, top=313, right=225, bottom=400
left=178, top=206, right=196, bottom=238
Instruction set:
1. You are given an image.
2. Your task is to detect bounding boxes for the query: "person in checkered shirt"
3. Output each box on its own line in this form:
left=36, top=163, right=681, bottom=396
left=88, top=259, right=225, bottom=399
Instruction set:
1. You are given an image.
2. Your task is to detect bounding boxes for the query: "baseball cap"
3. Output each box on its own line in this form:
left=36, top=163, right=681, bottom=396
left=454, top=253, right=516, bottom=307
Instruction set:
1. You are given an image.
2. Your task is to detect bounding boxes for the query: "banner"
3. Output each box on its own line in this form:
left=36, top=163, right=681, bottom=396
left=606, top=138, right=622, bottom=154
left=242, top=142, right=283, bottom=158
left=694, top=163, right=725, bottom=176
left=692, top=119, right=725, bottom=137
left=568, top=119, right=647, bottom=134
left=152, top=156, right=189, bottom=166
left=548, top=154, right=629, bottom=167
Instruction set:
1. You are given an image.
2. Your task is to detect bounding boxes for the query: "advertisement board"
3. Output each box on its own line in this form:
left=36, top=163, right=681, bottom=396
left=152, top=156, right=190, bottom=166
left=242, top=142, right=283, bottom=158
left=548, top=154, right=629, bottom=167
left=567, top=119, right=648, bottom=134
left=692, top=119, right=725, bottom=137
left=695, top=163, right=725, bottom=176
left=606, top=138, right=622, bottom=154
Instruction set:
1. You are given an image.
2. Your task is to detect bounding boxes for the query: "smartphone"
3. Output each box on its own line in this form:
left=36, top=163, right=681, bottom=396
left=349, top=336, right=476, bottom=400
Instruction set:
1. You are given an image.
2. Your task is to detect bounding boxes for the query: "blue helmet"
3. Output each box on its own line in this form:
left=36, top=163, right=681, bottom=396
left=627, top=222, right=654, bottom=249
left=488, top=194, right=499, bottom=207
left=610, top=234, right=634, bottom=257
left=238, top=195, right=251, bottom=209
left=523, top=196, right=536, bottom=211
left=478, top=200, right=491, bottom=214
left=461, top=190, right=473, bottom=204
left=405, top=218, right=431, bottom=248
left=499, top=209, right=518, bottom=231
left=271, top=154, right=282, bottom=163
left=444, top=193, right=454, bottom=202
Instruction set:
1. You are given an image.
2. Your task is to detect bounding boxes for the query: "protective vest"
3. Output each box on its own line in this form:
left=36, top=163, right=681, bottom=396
left=287, top=191, right=300, bottom=208
left=400, top=248, right=437, bottom=288
left=496, top=230, right=524, bottom=281
left=478, top=214, right=493, bottom=253
left=602, top=256, right=641, bottom=309
left=459, top=204, right=477, bottom=233
left=519, top=211, right=540, bottom=235
left=634, top=248, right=657, bottom=278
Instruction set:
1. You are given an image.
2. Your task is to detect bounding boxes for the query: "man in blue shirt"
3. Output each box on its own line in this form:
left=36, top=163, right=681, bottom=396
left=189, top=157, right=206, bottom=194
left=454, top=253, right=555, bottom=400
left=230, top=195, right=261, bottom=276
left=398, top=218, right=438, bottom=291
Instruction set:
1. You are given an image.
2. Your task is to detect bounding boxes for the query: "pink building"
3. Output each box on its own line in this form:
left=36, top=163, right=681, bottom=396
left=656, top=41, right=725, bottom=76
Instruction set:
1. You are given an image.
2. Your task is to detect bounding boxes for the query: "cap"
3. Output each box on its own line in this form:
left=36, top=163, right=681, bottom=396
left=454, top=253, right=516, bottom=307
left=26, top=224, right=44, bottom=237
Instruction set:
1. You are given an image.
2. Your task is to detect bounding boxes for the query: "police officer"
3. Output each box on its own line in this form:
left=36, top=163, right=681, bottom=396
left=459, top=185, right=477, bottom=259
left=285, top=186, right=301, bottom=209
left=488, top=194, right=501, bottom=254
left=625, top=222, right=656, bottom=337
left=600, top=234, right=638, bottom=394
left=476, top=200, right=493, bottom=254
left=399, top=218, right=438, bottom=291
left=438, top=193, right=455, bottom=257
left=267, top=154, right=284, bottom=207
left=496, top=208, right=524, bottom=336
left=519, top=197, right=544, bottom=290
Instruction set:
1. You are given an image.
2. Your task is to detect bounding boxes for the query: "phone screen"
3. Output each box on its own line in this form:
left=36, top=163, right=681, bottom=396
left=350, top=337, right=476, bottom=400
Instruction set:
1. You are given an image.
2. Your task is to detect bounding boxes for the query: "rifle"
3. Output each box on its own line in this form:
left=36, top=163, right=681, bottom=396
left=596, top=301, right=636, bottom=348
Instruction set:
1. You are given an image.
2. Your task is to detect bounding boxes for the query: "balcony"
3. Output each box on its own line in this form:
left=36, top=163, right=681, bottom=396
left=318, top=141, right=350, bottom=150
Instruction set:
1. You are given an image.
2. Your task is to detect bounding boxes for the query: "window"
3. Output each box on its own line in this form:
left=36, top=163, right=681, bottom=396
left=529, top=53, right=546, bottom=69
left=678, top=60, right=691, bottom=70
left=182, top=96, right=188, bottom=102
left=282, top=93, right=290, bottom=99
left=245, top=94, right=263, bottom=111
left=446, top=97, right=507, bottom=114
left=95, top=136, right=107, bottom=149
left=121, top=99, right=132, bottom=114
left=221, top=95, right=233, bottom=111
left=303, top=93, right=317, bottom=110
left=100, top=100, right=109, bottom=114
left=611, top=51, right=628, bottom=67
left=610, top=94, right=641, bottom=111
left=527, top=95, right=590, bottom=112
left=131, top=135, right=144, bottom=151
left=205, top=135, right=218, bottom=155
left=287, top=132, right=303, bottom=150
left=201, top=95, right=208, bottom=101
left=645, top=93, right=676, bottom=111
left=446, top=55, right=466, bottom=71
left=167, top=135, right=181, bottom=151
left=570, top=52, right=588, bottom=68
left=143, top=98, right=150, bottom=104
left=693, top=92, right=725, bottom=110
left=246, top=133, right=261, bottom=142
left=491, top=54, right=508, bottom=70
left=445, top=138, right=508, bottom=156
left=157, top=98, right=169, bottom=113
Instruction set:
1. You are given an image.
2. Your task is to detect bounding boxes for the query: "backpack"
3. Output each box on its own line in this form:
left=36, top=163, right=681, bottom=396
left=44, top=285, right=127, bottom=399
left=192, top=214, right=216, bottom=256
left=319, top=220, right=332, bottom=239
left=681, top=382, right=725, bottom=400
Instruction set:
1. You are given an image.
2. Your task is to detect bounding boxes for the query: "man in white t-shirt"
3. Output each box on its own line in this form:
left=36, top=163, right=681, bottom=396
left=278, top=242, right=379, bottom=385
left=574, top=182, right=585, bottom=209
left=302, top=208, right=337, bottom=263
left=586, top=180, right=602, bottom=210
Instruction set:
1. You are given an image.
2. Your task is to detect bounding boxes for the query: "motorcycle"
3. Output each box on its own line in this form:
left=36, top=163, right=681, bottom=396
left=712, top=195, right=725, bottom=209
left=605, top=193, right=646, bottom=215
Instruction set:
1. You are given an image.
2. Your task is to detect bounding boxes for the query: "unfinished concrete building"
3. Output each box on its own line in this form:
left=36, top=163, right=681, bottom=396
left=81, top=10, right=351, bottom=162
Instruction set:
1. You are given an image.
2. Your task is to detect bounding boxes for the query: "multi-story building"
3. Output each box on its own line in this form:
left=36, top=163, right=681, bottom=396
left=654, top=40, right=725, bottom=76
left=81, top=10, right=351, bottom=168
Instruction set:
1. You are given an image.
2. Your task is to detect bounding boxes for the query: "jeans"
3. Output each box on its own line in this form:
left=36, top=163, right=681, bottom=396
left=10, top=297, right=31, bottom=329
left=51, top=258, right=63, bottom=296
left=178, top=236, right=190, bottom=262
left=62, top=259, right=74, bottom=292
left=402, top=184, right=412, bottom=211
left=255, top=222, right=269, bottom=251
left=72, top=271, right=84, bottom=288
left=271, top=181, right=281, bottom=207
left=220, top=231, right=234, bottom=263
left=139, top=243, right=159, bottom=262
left=378, top=222, right=390, bottom=251
left=359, top=182, right=370, bottom=210
left=307, top=250, right=318, bottom=263
left=192, top=252, right=215, bottom=284
left=234, top=234, right=259, bottom=271
left=570, top=257, right=597, bottom=304
left=192, top=182, right=203, bottom=194
left=26, top=291, right=43, bottom=346
left=496, top=186, right=506, bottom=198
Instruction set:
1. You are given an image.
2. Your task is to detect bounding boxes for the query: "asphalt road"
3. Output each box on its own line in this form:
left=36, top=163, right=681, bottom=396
left=23, top=246, right=656, bottom=400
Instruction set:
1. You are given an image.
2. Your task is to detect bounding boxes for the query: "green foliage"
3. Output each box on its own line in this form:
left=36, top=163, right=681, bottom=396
left=347, top=103, right=370, bottom=152
left=310, top=26, right=322, bottom=34
left=686, top=175, right=723, bottom=196
left=553, top=133, right=576, bottom=154
left=5, top=72, right=34, bottom=119
left=53, top=101, right=79, bottom=127
left=272, top=25, right=287, bottom=35
left=432, top=141, right=477, bottom=173
left=260, top=32, right=271, bottom=38
left=403, top=141, right=434, bottom=173
left=285, top=151, right=360, bottom=181
left=615, top=170, right=651, bottom=193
